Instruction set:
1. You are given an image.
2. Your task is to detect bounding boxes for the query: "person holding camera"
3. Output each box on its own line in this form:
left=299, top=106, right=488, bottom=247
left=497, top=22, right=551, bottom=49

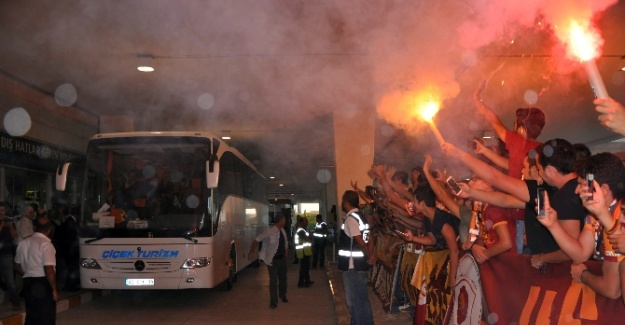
left=440, top=139, right=586, bottom=271
left=536, top=152, right=625, bottom=301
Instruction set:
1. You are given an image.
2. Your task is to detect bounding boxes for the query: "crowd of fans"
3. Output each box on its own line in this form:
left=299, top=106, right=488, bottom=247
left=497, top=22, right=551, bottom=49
left=352, top=87, right=625, bottom=323
left=0, top=202, right=80, bottom=310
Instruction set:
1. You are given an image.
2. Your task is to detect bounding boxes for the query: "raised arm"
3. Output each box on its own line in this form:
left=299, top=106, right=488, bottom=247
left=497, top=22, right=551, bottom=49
left=457, top=183, right=525, bottom=209
left=580, top=180, right=616, bottom=231
left=384, top=166, right=414, bottom=200
left=441, top=142, right=529, bottom=203
left=422, top=154, right=460, bottom=218
left=473, top=81, right=510, bottom=141
left=351, top=180, right=374, bottom=205
left=473, top=139, right=509, bottom=171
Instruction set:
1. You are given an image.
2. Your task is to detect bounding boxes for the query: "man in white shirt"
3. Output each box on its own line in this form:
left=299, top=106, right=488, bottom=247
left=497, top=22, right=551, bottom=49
left=15, top=216, right=59, bottom=325
left=248, top=213, right=289, bottom=309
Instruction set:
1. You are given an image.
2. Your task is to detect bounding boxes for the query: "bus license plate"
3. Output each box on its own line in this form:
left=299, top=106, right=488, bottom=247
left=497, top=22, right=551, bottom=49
left=125, top=278, right=155, bottom=286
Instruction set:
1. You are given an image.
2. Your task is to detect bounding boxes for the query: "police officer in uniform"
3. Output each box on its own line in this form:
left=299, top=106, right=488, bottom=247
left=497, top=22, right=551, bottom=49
left=312, top=214, right=328, bottom=269
left=338, top=190, right=375, bottom=325
left=295, top=217, right=313, bottom=287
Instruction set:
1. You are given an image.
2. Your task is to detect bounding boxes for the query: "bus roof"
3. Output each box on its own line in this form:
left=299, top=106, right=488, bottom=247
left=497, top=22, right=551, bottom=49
left=91, top=131, right=264, bottom=179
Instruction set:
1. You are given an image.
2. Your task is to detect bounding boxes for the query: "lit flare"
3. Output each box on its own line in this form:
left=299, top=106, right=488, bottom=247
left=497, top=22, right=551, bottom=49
left=417, top=98, right=445, bottom=144
left=567, top=20, right=600, bottom=62
left=565, top=20, right=609, bottom=99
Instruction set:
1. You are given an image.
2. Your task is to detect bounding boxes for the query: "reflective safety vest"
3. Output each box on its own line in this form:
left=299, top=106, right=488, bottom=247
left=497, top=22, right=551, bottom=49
left=313, top=222, right=328, bottom=239
left=338, top=211, right=370, bottom=271
left=295, top=227, right=313, bottom=258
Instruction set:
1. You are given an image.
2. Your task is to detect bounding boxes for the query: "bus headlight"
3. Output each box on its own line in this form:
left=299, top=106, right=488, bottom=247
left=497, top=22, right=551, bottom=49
left=181, top=257, right=211, bottom=269
left=80, top=258, right=102, bottom=269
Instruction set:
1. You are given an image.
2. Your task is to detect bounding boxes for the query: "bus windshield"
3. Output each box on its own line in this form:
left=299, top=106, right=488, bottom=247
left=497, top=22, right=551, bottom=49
left=79, top=135, right=213, bottom=239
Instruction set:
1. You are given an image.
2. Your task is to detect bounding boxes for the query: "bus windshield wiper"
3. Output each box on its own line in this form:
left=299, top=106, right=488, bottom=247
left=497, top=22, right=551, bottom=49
left=183, top=235, right=198, bottom=244
left=85, top=236, right=104, bottom=244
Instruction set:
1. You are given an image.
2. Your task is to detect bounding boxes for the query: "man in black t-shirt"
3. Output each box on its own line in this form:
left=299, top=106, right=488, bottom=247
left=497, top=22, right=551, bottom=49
left=441, top=140, right=586, bottom=267
left=529, top=139, right=587, bottom=268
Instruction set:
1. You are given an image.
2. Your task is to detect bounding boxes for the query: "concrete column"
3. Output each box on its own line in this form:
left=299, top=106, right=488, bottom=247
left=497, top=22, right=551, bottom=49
left=332, top=108, right=375, bottom=222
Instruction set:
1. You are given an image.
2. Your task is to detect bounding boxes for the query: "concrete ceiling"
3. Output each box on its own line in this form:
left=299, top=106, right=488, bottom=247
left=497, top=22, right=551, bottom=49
left=1, top=1, right=624, bottom=203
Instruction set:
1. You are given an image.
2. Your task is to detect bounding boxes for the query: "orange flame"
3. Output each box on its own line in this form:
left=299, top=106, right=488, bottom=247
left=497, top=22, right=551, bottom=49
left=419, top=100, right=440, bottom=123
left=566, top=20, right=603, bottom=61
left=412, top=92, right=441, bottom=123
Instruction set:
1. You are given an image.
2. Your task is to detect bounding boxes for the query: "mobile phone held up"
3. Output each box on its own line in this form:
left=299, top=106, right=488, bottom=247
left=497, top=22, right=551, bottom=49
left=446, top=176, right=462, bottom=196
left=536, top=188, right=546, bottom=217
left=586, top=173, right=595, bottom=201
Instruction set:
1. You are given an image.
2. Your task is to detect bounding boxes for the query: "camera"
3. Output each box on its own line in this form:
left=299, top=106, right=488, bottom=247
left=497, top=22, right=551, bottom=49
left=446, top=176, right=462, bottom=196
left=585, top=173, right=595, bottom=201
left=536, top=188, right=546, bottom=217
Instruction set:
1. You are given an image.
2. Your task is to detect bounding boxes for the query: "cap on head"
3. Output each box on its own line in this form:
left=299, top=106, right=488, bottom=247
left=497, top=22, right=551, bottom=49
left=515, top=107, right=545, bottom=139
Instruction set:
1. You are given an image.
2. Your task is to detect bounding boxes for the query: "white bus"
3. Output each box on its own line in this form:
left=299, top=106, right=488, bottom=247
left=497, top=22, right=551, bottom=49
left=56, top=132, right=268, bottom=290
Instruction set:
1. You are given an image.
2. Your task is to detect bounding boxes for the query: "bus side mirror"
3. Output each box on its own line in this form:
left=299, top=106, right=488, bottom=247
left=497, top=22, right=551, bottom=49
left=56, top=162, right=71, bottom=191
left=206, top=159, right=219, bottom=189
left=56, top=158, right=84, bottom=191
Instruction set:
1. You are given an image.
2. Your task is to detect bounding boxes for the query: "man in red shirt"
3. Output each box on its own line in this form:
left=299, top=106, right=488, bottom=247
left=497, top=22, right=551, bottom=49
left=473, top=81, right=545, bottom=254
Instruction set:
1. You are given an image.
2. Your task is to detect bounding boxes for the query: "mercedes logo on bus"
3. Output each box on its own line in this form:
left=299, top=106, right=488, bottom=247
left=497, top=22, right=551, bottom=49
left=134, top=260, right=146, bottom=271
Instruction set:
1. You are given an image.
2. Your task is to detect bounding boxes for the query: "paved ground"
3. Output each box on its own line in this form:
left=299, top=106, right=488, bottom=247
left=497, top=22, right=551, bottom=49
left=0, top=249, right=413, bottom=324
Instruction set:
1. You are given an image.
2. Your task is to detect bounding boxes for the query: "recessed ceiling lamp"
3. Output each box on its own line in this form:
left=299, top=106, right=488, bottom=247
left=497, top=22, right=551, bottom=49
left=621, top=67, right=625, bottom=71
left=279, top=184, right=284, bottom=187
left=482, top=130, right=495, bottom=139
left=137, top=66, right=154, bottom=72
left=269, top=176, right=275, bottom=179
left=221, top=136, right=231, bottom=140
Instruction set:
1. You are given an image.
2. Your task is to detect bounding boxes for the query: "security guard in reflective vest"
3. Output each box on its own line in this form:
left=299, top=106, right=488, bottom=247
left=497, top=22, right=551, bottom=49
left=312, top=214, right=328, bottom=269
left=338, top=190, right=375, bottom=325
left=295, top=217, right=313, bottom=287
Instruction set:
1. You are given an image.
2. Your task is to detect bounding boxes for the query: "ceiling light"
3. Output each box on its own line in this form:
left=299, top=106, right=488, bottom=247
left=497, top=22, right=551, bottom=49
left=221, top=136, right=231, bottom=140
left=269, top=176, right=275, bottom=179
left=482, top=130, right=495, bottom=139
left=279, top=184, right=284, bottom=187
left=621, top=67, right=625, bottom=71
left=137, top=66, right=154, bottom=72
